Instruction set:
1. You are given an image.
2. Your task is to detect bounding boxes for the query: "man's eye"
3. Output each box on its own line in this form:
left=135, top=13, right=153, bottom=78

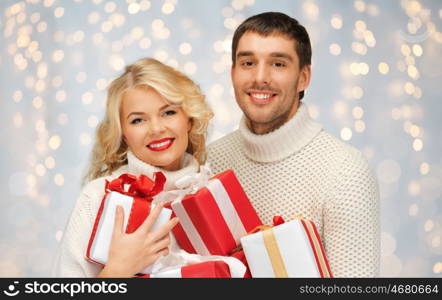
left=241, top=61, right=255, bottom=67
left=273, top=62, right=285, bottom=67
left=130, top=118, right=143, bottom=124
left=164, top=110, right=177, bottom=116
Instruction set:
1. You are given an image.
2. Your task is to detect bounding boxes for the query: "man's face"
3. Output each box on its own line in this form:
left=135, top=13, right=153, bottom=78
left=231, top=31, right=311, bottom=134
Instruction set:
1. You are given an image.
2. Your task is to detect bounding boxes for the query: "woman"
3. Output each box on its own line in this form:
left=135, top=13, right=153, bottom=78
left=52, top=58, right=213, bottom=277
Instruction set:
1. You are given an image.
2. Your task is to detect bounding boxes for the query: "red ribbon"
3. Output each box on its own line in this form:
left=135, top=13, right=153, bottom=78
left=105, top=172, right=166, bottom=234
left=105, top=172, right=166, bottom=198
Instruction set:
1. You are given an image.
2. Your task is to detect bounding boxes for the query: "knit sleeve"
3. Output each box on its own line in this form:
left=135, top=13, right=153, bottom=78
left=51, top=180, right=105, bottom=277
left=323, top=148, right=380, bottom=277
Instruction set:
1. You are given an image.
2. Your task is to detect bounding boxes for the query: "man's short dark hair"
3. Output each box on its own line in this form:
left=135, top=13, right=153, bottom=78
left=231, top=12, right=312, bottom=100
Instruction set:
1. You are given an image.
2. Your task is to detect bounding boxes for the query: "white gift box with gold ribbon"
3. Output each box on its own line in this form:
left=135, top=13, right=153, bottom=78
left=240, top=219, right=333, bottom=278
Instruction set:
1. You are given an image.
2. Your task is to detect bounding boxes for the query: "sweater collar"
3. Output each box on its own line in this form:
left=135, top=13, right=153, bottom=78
left=239, top=103, right=322, bottom=162
left=126, top=151, right=199, bottom=190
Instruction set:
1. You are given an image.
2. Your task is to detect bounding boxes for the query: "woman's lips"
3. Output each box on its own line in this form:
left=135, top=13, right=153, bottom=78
left=146, top=138, right=175, bottom=151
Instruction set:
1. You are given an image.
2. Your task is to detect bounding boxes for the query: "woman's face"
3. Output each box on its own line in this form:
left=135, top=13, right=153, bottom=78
left=120, top=86, right=191, bottom=171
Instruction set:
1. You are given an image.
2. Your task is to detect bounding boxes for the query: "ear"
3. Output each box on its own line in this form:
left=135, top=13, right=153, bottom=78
left=187, top=118, right=193, bottom=132
left=297, top=65, right=311, bottom=94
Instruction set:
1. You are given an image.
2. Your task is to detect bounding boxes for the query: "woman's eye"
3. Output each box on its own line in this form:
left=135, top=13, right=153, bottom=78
left=164, top=110, right=177, bottom=116
left=130, top=118, right=143, bottom=124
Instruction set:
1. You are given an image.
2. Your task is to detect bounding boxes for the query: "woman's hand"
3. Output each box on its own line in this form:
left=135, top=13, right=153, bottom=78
left=97, top=202, right=178, bottom=278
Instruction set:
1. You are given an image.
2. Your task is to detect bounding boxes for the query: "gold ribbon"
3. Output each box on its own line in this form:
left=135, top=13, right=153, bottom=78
left=262, top=228, right=288, bottom=277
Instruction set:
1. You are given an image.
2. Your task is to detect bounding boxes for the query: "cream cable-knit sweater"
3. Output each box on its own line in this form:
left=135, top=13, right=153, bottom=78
left=51, top=151, right=199, bottom=277
left=207, top=103, right=380, bottom=277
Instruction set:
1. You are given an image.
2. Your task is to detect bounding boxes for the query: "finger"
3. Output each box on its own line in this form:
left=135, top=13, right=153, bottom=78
left=140, top=202, right=165, bottom=233
left=151, top=235, right=171, bottom=253
left=150, top=217, right=179, bottom=242
left=113, top=205, right=124, bottom=236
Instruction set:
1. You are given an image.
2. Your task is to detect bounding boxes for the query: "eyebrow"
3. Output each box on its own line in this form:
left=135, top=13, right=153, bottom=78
left=236, top=51, right=294, bottom=62
left=126, top=104, right=179, bottom=119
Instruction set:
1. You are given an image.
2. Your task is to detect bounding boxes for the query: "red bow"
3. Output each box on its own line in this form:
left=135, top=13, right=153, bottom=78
left=105, top=172, right=166, bottom=198
left=105, top=172, right=166, bottom=233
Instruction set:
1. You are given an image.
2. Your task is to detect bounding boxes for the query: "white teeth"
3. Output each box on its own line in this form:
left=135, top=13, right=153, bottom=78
left=251, top=93, right=271, bottom=99
left=149, top=140, right=171, bottom=148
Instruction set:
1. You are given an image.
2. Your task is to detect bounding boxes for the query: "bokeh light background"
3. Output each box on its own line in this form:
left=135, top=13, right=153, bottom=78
left=1, top=0, right=441, bottom=277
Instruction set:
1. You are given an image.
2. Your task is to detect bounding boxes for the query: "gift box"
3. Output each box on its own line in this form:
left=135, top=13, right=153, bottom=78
left=86, top=172, right=172, bottom=274
left=229, top=250, right=251, bottom=278
left=240, top=217, right=333, bottom=278
left=169, top=169, right=262, bottom=256
left=139, top=261, right=232, bottom=278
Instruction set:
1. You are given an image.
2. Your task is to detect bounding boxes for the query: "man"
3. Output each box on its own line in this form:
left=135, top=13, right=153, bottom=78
left=207, top=12, right=380, bottom=277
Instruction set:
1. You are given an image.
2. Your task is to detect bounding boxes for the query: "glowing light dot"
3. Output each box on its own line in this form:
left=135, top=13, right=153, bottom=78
left=152, top=19, right=164, bottom=31
left=412, top=44, right=423, bottom=56
left=128, top=3, right=141, bottom=14
left=140, top=0, right=151, bottom=11
left=424, top=220, right=434, bottom=232
left=330, top=15, right=343, bottom=29
left=27, top=174, right=37, bottom=188
left=105, top=2, right=116, bottom=13
left=355, top=20, right=366, bottom=31
left=96, top=79, right=107, bottom=91
left=354, top=0, right=366, bottom=12
left=434, top=263, right=442, bottom=274
left=408, top=180, right=420, bottom=196
left=401, top=44, right=411, bottom=56
left=55, top=230, right=63, bottom=242
left=154, top=50, right=168, bottom=62
left=413, top=139, right=423, bottom=151
left=184, top=62, right=197, bottom=75
left=88, top=12, right=100, bottom=24
left=52, top=50, right=64, bottom=63
left=409, top=125, right=420, bottom=137
left=54, top=174, right=65, bottom=186
left=179, top=43, right=192, bottom=55
left=45, top=156, right=55, bottom=169
left=352, top=106, right=364, bottom=119
left=32, top=96, right=43, bottom=109
left=354, top=120, right=365, bottom=132
left=88, top=115, right=99, bottom=128
left=13, top=112, right=23, bottom=128
left=56, top=90, right=66, bottom=102
left=139, top=38, right=151, bottom=49
left=329, top=43, right=341, bottom=56
left=54, top=7, right=64, bottom=18
left=49, top=135, right=61, bottom=150
left=82, top=92, right=93, bottom=105
left=352, top=86, right=364, bottom=99
left=162, top=3, right=174, bottom=14
left=378, top=62, right=389, bottom=74
left=420, top=162, right=430, bottom=175
left=404, top=82, right=415, bottom=94
left=13, top=90, right=23, bottom=102
left=80, top=133, right=92, bottom=145
left=35, top=164, right=46, bottom=177
left=407, top=65, right=419, bottom=79
left=409, top=204, right=418, bottom=216
left=52, top=76, right=63, bottom=88
left=340, top=127, right=352, bottom=141
left=110, top=55, right=125, bottom=71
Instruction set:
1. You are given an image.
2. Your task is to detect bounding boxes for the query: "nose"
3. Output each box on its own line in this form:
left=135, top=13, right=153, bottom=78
left=148, top=117, right=166, bottom=136
left=255, top=64, right=271, bottom=86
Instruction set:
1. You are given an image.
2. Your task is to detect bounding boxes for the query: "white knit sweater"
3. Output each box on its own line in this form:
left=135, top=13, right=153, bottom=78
left=51, top=151, right=199, bottom=277
left=207, top=103, right=380, bottom=277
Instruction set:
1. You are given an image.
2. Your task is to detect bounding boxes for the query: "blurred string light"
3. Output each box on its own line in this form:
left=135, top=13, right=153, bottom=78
left=1, top=0, right=441, bottom=277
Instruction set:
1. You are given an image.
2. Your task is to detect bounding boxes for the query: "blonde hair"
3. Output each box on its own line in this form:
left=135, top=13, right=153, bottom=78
left=84, top=58, right=213, bottom=183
